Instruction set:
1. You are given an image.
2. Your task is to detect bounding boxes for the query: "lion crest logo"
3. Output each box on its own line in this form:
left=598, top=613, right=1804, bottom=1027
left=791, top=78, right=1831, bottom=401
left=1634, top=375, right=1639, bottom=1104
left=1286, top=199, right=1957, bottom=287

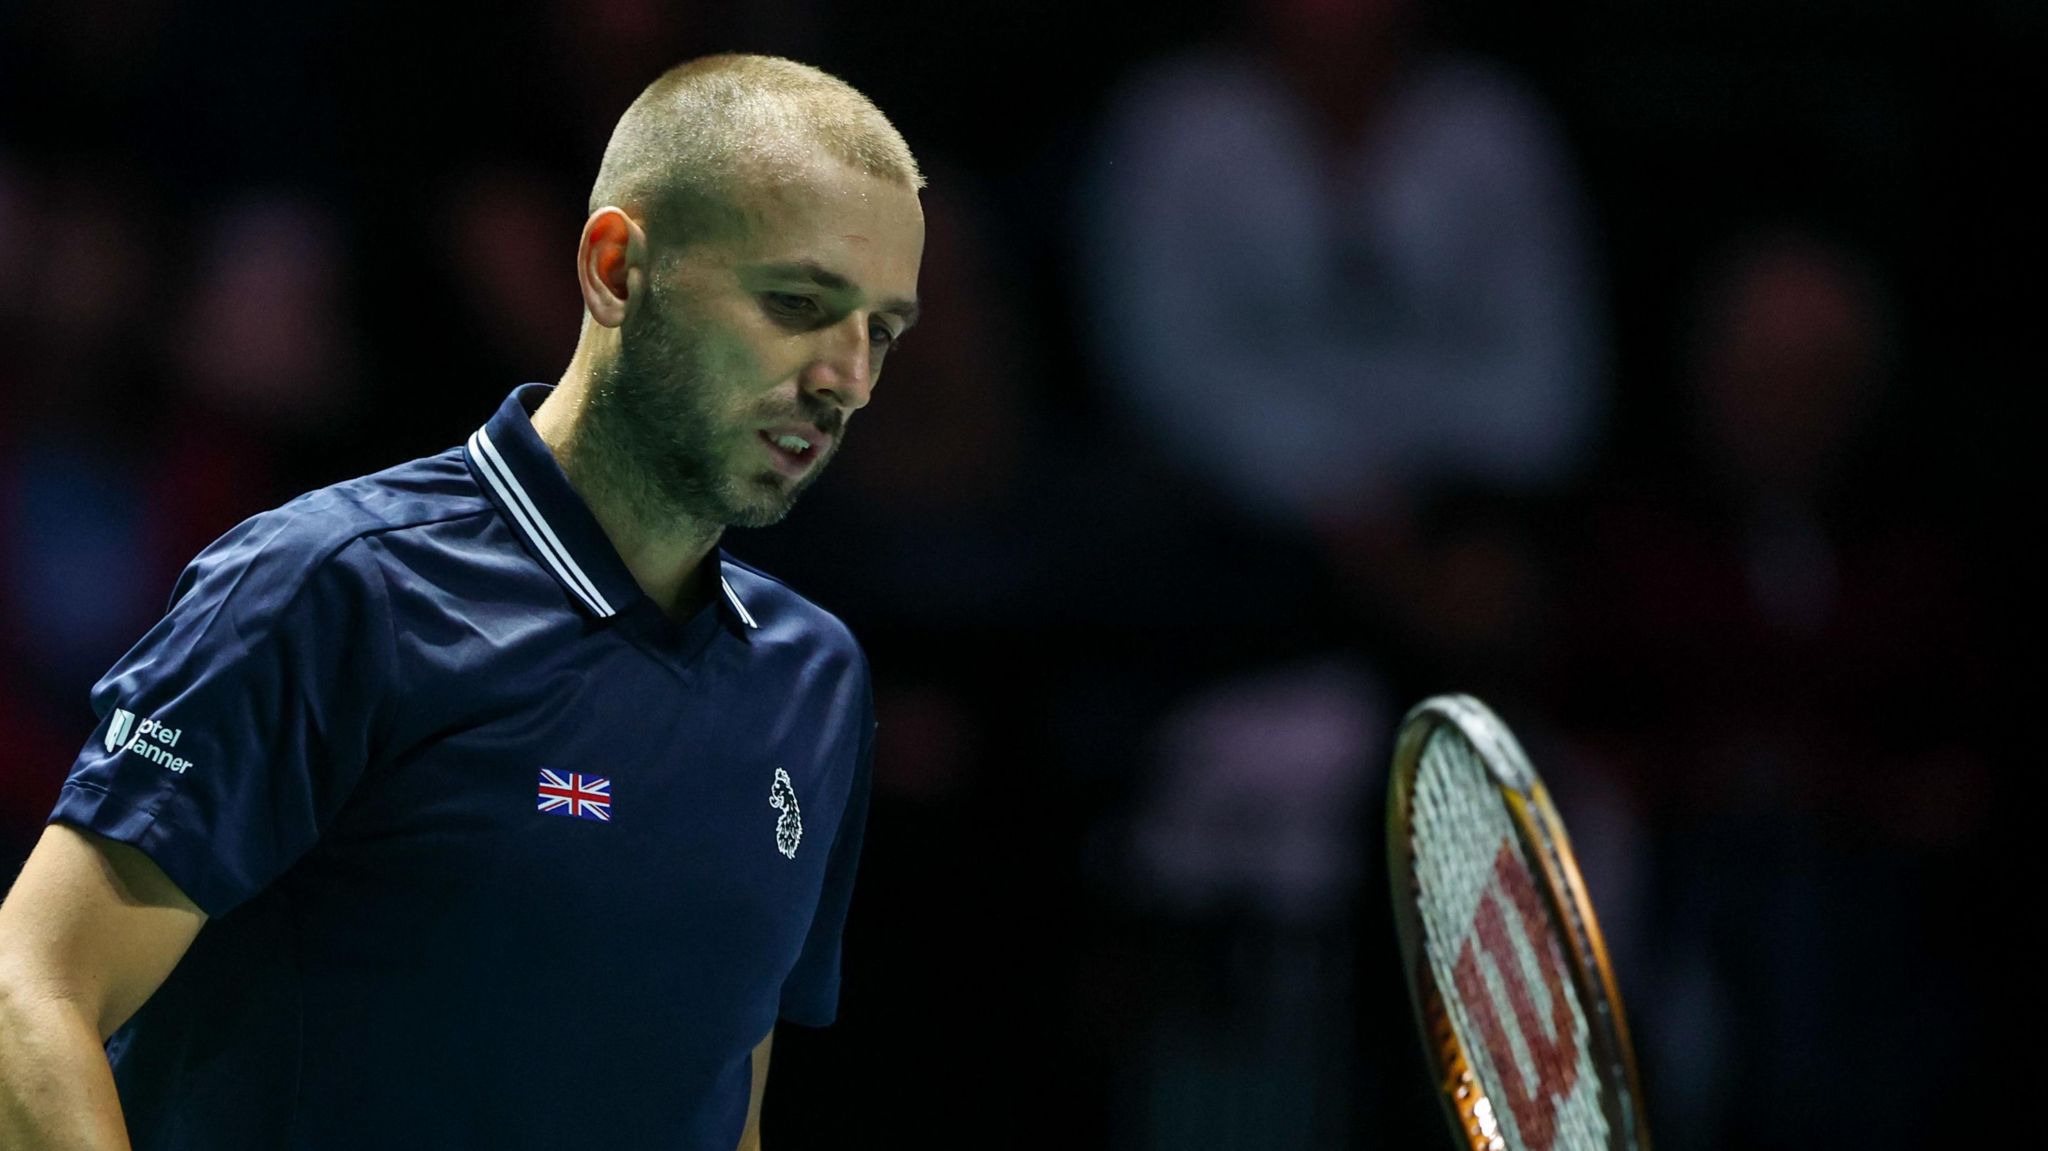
left=768, top=768, right=803, bottom=859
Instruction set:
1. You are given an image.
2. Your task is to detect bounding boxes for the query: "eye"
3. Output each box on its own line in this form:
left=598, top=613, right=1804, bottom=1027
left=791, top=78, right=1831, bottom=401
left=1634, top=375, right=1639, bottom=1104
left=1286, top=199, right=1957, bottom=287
left=869, top=322, right=898, bottom=351
left=764, top=293, right=817, bottom=320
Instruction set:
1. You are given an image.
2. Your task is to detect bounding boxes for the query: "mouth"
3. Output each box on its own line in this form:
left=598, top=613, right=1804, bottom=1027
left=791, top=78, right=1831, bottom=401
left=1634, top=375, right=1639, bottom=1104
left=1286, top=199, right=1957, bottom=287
left=757, top=427, right=830, bottom=477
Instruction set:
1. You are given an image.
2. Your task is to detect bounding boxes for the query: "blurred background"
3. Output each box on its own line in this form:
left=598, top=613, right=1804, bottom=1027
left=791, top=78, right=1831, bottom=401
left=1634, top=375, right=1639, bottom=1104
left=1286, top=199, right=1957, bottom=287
left=0, top=0, right=2029, bottom=1146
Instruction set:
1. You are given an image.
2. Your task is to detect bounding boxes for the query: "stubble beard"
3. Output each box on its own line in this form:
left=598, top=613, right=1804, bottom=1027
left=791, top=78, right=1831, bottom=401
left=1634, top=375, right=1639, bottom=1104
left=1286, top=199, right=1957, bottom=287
left=576, top=302, right=831, bottom=534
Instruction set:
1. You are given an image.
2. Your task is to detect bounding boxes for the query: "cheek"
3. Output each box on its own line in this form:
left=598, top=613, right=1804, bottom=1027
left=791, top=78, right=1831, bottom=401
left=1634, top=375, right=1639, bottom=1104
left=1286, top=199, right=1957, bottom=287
left=693, top=308, right=784, bottom=386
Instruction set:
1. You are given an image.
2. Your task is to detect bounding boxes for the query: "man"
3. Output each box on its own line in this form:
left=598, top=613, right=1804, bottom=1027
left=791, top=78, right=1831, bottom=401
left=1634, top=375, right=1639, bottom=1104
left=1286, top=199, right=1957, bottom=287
left=0, top=53, right=924, bottom=1150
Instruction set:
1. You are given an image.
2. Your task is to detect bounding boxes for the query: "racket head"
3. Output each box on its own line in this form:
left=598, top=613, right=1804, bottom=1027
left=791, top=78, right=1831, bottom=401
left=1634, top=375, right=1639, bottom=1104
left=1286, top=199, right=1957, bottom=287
left=1386, top=694, right=1650, bottom=1151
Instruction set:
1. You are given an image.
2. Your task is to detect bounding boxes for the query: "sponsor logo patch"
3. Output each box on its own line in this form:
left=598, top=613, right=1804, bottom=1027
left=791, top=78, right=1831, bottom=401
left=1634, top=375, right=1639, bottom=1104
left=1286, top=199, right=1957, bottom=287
left=105, top=707, right=196, bottom=774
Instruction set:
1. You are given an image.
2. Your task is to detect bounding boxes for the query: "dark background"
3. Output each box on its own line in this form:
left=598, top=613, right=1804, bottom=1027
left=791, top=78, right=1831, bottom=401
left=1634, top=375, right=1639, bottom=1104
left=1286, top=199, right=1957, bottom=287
left=0, top=0, right=2029, bottom=1147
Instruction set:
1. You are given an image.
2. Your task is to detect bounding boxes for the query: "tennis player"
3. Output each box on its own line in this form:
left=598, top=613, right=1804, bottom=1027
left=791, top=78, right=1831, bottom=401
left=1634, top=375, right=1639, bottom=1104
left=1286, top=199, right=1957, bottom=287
left=0, top=53, right=923, bottom=1150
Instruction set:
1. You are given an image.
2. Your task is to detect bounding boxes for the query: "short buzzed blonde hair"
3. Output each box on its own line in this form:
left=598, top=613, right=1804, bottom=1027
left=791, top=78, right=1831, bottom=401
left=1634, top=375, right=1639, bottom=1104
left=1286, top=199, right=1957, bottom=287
left=589, top=54, right=923, bottom=251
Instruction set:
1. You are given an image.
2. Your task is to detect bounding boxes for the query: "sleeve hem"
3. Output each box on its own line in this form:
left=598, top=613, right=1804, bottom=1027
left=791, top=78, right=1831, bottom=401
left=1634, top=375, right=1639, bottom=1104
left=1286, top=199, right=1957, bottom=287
left=47, top=781, right=233, bottom=917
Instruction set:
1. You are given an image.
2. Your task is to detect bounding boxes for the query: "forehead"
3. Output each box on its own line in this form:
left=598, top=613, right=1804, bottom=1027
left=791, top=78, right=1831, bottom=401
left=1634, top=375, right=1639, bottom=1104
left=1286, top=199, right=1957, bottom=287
left=718, top=157, right=924, bottom=295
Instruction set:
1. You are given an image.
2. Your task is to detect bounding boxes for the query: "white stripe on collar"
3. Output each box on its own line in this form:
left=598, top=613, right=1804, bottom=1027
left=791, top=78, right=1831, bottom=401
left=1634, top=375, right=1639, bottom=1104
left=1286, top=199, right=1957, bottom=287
left=467, top=428, right=617, bottom=618
left=720, top=576, right=759, bottom=630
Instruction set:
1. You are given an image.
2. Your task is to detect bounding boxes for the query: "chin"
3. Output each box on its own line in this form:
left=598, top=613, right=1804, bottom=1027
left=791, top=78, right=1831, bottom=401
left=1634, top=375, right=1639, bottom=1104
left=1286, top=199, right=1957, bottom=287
left=727, top=504, right=797, bottom=529
left=720, top=482, right=800, bottom=529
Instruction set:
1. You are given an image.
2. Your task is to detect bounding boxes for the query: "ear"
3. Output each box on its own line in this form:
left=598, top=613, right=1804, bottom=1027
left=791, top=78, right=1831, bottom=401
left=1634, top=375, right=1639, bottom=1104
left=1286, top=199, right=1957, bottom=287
left=576, top=207, right=648, bottom=330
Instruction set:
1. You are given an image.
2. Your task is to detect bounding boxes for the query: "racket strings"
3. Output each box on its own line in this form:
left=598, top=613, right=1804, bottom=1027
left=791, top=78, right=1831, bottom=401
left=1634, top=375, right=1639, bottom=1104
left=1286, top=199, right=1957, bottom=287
left=1411, top=730, right=1608, bottom=1151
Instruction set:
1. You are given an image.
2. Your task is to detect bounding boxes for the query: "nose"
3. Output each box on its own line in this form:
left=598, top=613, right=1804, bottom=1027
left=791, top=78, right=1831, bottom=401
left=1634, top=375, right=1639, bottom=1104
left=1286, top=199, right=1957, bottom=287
left=800, top=313, right=876, bottom=413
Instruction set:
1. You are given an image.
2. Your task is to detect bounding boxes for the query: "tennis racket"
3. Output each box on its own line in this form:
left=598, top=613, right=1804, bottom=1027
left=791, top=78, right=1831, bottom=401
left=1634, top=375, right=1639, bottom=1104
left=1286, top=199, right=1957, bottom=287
left=1386, top=694, right=1650, bottom=1151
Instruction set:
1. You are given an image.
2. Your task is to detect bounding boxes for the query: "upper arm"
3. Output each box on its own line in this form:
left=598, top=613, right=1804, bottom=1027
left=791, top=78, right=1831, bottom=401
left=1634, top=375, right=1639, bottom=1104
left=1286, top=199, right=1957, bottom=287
left=0, top=822, right=206, bottom=1040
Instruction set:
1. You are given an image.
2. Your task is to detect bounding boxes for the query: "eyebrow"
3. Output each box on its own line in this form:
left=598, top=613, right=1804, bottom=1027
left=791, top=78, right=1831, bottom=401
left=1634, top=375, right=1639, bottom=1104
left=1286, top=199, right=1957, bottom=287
left=757, top=260, right=920, bottom=330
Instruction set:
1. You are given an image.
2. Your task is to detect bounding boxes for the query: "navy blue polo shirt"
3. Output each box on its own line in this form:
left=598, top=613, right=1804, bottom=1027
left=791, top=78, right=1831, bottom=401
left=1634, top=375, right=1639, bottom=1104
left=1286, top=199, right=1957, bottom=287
left=48, top=383, right=875, bottom=1150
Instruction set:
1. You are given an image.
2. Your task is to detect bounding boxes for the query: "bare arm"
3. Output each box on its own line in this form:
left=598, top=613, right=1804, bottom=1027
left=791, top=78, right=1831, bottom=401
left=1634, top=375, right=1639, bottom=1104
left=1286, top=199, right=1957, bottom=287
left=0, top=823, right=207, bottom=1150
left=735, top=1028, right=772, bottom=1151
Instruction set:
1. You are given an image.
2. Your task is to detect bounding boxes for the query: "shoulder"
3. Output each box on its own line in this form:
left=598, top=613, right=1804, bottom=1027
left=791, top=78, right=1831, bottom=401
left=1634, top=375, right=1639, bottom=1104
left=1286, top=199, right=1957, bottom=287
left=1391, top=55, right=1573, bottom=163
left=169, top=447, right=491, bottom=619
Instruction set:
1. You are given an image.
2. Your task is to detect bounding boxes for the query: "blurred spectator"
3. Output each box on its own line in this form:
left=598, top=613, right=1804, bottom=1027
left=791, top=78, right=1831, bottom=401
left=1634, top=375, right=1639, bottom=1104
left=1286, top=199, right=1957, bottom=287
left=1078, top=9, right=1607, bottom=1140
left=1574, top=227, right=1982, bottom=832
left=10, top=165, right=163, bottom=423
left=440, top=166, right=584, bottom=384
left=1564, top=226, right=1989, bottom=1150
left=1, top=190, right=366, bottom=797
left=1079, top=0, right=1605, bottom=534
left=172, top=196, right=358, bottom=435
left=0, top=165, right=172, bottom=858
left=154, top=194, right=365, bottom=561
left=0, top=166, right=170, bottom=678
left=1131, top=659, right=1386, bottom=922
left=1098, top=657, right=1389, bottom=1149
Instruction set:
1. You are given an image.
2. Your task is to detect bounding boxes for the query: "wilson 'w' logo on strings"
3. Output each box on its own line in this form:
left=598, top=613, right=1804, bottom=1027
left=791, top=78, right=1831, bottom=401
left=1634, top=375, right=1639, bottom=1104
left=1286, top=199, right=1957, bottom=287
left=1452, top=843, right=1583, bottom=1151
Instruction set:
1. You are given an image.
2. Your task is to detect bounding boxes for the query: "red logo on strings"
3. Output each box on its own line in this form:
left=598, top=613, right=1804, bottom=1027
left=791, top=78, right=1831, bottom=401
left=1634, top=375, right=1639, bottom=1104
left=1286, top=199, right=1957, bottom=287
left=1450, top=842, right=1581, bottom=1151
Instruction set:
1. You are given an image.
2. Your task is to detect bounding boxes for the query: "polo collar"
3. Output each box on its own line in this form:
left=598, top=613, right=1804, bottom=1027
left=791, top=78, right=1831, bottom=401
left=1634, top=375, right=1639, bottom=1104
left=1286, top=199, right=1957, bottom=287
left=463, top=383, right=759, bottom=633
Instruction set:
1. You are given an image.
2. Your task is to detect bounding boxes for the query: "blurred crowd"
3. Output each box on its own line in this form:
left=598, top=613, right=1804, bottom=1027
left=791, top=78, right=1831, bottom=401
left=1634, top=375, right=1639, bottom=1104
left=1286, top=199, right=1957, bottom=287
left=0, top=0, right=2020, bottom=1147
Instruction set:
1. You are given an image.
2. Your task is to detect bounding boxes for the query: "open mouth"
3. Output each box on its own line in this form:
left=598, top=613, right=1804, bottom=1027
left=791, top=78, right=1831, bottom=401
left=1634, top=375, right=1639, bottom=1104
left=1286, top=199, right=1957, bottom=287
left=758, top=430, right=819, bottom=475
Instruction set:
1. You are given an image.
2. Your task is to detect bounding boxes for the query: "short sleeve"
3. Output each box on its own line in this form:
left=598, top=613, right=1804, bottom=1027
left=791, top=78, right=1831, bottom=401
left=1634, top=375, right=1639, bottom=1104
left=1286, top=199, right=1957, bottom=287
left=47, top=515, right=394, bottom=917
left=777, top=676, right=875, bottom=1028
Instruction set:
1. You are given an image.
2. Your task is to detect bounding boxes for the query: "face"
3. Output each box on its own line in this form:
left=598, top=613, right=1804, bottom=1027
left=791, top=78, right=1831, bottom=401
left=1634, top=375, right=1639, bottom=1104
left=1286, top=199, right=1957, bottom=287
left=587, top=156, right=924, bottom=529
left=1692, top=242, right=1880, bottom=494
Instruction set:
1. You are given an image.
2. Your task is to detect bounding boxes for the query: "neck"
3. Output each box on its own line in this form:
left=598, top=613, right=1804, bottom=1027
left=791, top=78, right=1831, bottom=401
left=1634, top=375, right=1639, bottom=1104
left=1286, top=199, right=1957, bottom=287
left=1269, top=38, right=1404, bottom=147
left=534, top=354, right=725, bottom=621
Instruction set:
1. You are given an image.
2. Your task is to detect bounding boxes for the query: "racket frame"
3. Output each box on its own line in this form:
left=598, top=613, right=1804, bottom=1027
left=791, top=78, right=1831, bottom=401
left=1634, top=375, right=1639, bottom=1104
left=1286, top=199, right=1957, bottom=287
left=1386, top=694, right=1651, bottom=1151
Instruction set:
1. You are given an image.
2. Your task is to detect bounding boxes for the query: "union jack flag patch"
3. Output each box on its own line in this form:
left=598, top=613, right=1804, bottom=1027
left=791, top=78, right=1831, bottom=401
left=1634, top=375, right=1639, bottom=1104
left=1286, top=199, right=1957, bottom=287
left=537, top=769, right=611, bottom=822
